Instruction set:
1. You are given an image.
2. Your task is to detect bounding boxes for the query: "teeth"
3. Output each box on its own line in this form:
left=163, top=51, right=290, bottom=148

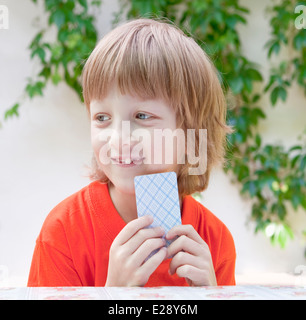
left=111, top=158, right=137, bottom=165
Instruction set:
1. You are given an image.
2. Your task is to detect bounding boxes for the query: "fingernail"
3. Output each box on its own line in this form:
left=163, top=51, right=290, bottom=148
left=146, top=215, right=153, bottom=223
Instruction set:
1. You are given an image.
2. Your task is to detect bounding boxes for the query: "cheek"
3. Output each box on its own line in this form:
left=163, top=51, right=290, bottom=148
left=91, top=130, right=101, bottom=154
left=140, top=129, right=185, bottom=165
left=91, top=129, right=110, bottom=164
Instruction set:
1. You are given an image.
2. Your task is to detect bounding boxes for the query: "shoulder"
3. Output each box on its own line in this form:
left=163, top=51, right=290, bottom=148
left=182, top=195, right=231, bottom=235
left=37, top=181, right=104, bottom=247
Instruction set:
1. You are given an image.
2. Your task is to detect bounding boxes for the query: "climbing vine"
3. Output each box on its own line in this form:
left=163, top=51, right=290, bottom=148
left=3, top=0, right=101, bottom=120
left=2, top=0, right=306, bottom=251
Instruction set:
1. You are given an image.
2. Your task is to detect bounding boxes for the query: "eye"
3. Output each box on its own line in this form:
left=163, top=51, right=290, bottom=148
left=136, top=113, right=152, bottom=120
left=95, top=114, right=110, bottom=122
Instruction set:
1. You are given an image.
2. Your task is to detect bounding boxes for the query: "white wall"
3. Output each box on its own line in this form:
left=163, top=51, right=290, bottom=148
left=0, top=0, right=305, bottom=286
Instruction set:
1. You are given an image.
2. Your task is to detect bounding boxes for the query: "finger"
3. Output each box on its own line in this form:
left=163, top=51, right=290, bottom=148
left=176, top=264, right=217, bottom=286
left=131, top=237, right=166, bottom=267
left=166, top=224, right=204, bottom=245
left=123, top=226, right=165, bottom=255
left=136, top=247, right=168, bottom=285
left=175, top=264, right=201, bottom=282
left=167, top=234, right=206, bottom=258
left=169, top=251, right=203, bottom=275
left=112, top=215, right=153, bottom=247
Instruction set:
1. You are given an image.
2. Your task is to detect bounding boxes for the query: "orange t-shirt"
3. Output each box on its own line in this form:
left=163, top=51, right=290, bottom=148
left=28, top=181, right=236, bottom=287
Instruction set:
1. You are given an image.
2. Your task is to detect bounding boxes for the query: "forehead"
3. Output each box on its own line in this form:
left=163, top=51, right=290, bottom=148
left=90, top=86, right=175, bottom=114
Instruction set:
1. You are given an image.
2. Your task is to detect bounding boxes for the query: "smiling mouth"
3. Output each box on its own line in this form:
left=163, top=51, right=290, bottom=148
left=111, top=158, right=145, bottom=166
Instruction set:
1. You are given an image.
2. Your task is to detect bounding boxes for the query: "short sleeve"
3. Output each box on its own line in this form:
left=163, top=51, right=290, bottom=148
left=214, top=225, right=236, bottom=285
left=27, top=240, right=82, bottom=287
left=215, top=258, right=236, bottom=285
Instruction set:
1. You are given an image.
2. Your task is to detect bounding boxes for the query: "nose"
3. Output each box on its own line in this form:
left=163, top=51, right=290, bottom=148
left=109, top=121, right=135, bottom=157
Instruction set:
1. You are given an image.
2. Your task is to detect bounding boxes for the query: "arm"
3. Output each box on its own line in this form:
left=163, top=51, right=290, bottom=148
left=27, top=240, right=82, bottom=287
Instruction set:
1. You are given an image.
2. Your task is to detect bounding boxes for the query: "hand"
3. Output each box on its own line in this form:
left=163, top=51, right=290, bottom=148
left=105, top=215, right=167, bottom=287
left=166, top=224, right=217, bottom=286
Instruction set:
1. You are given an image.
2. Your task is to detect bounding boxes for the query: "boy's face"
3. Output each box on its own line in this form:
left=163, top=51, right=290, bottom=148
left=90, top=86, right=185, bottom=195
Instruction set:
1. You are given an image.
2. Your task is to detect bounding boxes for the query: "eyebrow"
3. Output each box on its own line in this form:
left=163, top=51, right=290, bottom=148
left=90, top=99, right=166, bottom=111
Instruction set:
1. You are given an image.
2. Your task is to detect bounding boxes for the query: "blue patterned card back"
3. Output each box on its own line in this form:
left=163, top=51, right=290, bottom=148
left=134, top=171, right=182, bottom=248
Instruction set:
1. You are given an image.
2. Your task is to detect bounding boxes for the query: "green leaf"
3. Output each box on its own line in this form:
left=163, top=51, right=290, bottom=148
left=51, top=72, right=62, bottom=85
left=229, top=76, right=244, bottom=94
left=4, top=103, right=20, bottom=120
left=252, top=94, right=261, bottom=103
left=242, top=180, right=257, bottom=197
left=50, top=10, right=66, bottom=29
left=243, top=77, right=253, bottom=93
left=268, top=41, right=280, bottom=58
left=270, top=86, right=287, bottom=105
left=300, top=156, right=306, bottom=171
left=25, top=81, right=45, bottom=99
left=270, top=87, right=278, bottom=105
left=225, top=14, right=246, bottom=29
left=253, top=107, right=266, bottom=120
left=51, top=43, right=64, bottom=61
left=264, top=76, right=276, bottom=92
left=277, top=228, right=287, bottom=248
left=31, top=47, right=46, bottom=62
left=277, top=203, right=286, bottom=220
left=255, top=134, right=261, bottom=148
left=39, top=66, right=51, bottom=80
left=29, top=31, right=44, bottom=50
left=247, top=68, right=263, bottom=81
left=291, top=155, right=301, bottom=169
left=278, top=225, right=294, bottom=248
left=289, top=145, right=302, bottom=153
left=293, top=33, right=306, bottom=50
left=278, top=86, right=287, bottom=101
left=292, top=194, right=302, bottom=210
left=78, top=0, right=88, bottom=10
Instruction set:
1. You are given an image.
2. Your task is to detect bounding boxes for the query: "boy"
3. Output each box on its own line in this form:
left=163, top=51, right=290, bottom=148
left=28, top=18, right=236, bottom=287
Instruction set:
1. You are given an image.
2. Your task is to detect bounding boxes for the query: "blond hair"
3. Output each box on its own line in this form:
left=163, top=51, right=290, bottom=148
left=82, top=18, right=231, bottom=198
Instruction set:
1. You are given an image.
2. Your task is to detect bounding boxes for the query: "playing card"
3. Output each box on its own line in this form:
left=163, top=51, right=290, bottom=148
left=134, top=171, right=182, bottom=249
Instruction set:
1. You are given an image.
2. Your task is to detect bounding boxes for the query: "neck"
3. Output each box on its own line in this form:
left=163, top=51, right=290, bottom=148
left=108, top=181, right=183, bottom=225
left=108, top=181, right=138, bottom=223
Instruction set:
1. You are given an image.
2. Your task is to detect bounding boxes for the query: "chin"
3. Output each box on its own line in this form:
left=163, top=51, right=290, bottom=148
left=108, top=175, right=137, bottom=195
left=106, top=164, right=180, bottom=192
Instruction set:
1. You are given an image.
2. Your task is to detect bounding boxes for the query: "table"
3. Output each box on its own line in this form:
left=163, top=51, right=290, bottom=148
left=1, top=285, right=306, bottom=300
